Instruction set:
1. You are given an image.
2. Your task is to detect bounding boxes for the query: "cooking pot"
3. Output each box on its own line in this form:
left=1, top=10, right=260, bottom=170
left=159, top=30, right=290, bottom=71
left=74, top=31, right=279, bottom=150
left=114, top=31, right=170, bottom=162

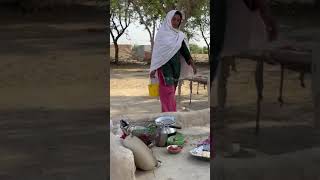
left=154, top=116, right=181, bottom=135
left=154, top=116, right=181, bottom=147
left=154, top=124, right=182, bottom=147
left=154, top=116, right=175, bottom=126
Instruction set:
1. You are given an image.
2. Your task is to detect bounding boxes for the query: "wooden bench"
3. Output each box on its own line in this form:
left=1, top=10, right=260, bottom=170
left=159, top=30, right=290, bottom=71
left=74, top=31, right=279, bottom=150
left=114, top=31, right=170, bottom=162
left=178, top=75, right=209, bottom=104
left=215, top=47, right=313, bottom=134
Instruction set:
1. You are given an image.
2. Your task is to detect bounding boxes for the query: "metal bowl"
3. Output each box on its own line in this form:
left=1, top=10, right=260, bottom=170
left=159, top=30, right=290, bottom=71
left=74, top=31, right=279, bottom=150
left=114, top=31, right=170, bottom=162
left=154, top=116, right=176, bottom=126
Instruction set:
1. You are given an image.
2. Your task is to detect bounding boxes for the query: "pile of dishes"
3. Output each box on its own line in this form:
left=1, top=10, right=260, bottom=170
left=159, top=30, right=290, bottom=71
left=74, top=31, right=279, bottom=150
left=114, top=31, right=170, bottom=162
left=190, top=144, right=210, bottom=159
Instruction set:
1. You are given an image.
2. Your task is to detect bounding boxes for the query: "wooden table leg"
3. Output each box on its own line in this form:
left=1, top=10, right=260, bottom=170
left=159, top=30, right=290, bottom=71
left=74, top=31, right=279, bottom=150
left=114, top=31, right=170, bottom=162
left=299, top=71, right=305, bottom=88
left=189, top=80, right=193, bottom=105
left=255, top=60, right=264, bottom=135
left=216, top=58, right=230, bottom=128
left=278, top=64, right=284, bottom=106
left=197, top=82, right=200, bottom=94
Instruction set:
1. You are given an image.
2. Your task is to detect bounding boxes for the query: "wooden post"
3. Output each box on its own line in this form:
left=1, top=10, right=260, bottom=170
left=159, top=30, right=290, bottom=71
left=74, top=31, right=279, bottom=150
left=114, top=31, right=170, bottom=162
left=197, top=82, right=200, bottom=94
left=278, top=64, right=284, bottom=106
left=216, top=57, right=230, bottom=129
left=255, top=60, right=264, bottom=135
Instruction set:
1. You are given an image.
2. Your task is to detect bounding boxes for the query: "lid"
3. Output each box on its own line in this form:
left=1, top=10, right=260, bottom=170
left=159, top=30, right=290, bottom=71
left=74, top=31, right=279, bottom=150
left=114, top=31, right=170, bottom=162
left=155, top=116, right=176, bottom=126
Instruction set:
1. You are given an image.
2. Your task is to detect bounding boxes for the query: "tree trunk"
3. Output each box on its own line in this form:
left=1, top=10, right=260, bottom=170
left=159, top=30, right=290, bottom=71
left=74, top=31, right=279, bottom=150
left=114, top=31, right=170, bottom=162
left=150, top=20, right=156, bottom=55
left=199, top=23, right=210, bottom=59
left=114, top=42, right=119, bottom=65
left=150, top=39, right=154, bottom=54
left=207, top=44, right=210, bottom=59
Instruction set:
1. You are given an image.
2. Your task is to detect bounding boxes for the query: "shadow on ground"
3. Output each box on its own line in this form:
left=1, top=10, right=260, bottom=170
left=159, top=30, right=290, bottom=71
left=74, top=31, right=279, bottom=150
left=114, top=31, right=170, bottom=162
left=215, top=125, right=320, bottom=155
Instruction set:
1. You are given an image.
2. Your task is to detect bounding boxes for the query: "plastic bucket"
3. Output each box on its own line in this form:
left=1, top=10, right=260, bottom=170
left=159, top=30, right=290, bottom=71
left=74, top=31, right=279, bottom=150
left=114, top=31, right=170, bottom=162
left=148, top=83, right=159, bottom=97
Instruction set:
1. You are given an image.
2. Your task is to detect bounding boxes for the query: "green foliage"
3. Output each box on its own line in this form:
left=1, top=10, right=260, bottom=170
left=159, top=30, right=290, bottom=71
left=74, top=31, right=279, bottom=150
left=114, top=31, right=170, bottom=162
left=110, top=0, right=132, bottom=41
left=203, top=46, right=208, bottom=54
left=130, top=0, right=174, bottom=51
left=109, top=0, right=210, bottom=56
left=130, top=0, right=210, bottom=49
left=184, top=0, right=210, bottom=57
left=189, top=44, right=203, bottom=54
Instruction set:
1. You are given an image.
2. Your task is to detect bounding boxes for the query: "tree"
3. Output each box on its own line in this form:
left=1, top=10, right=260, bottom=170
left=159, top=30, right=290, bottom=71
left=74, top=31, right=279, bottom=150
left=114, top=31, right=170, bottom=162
left=189, top=44, right=203, bottom=54
left=130, top=0, right=167, bottom=54
left=203, top=46, right=209, bottom=54
left=164, top=0, right=209, bottom=52
left=175, top=0, right=206, bottom=28
left=130, top=0, right=208, bottom=54
left=110, top=0, right=132, bottom=64
left=185, top=0, right=210, bottom=58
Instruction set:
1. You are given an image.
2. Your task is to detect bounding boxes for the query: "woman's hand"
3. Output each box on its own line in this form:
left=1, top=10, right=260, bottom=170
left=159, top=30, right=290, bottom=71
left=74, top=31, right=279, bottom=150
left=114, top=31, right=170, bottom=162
left=150, top=70, right=156, bottom=78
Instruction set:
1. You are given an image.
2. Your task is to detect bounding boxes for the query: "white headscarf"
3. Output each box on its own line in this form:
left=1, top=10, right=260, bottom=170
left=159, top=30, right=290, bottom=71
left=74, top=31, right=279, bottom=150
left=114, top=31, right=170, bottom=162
left=150, top=10, right=194, bottom=79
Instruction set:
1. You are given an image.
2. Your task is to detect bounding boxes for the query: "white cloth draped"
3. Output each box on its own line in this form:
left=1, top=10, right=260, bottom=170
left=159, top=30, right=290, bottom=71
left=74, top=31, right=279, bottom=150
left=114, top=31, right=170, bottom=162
left=150, top=10, right=194, bottom=79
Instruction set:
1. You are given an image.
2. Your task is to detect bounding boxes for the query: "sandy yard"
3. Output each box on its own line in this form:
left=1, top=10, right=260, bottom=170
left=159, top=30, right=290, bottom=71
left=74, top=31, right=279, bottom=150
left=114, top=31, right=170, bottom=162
left=110, top=64, right=210, bottom=119
left=135, top=127, right=210, bottom=180
left=110, top=63, right=211, bottom=180
left=110, top=55, right=211, bottom=180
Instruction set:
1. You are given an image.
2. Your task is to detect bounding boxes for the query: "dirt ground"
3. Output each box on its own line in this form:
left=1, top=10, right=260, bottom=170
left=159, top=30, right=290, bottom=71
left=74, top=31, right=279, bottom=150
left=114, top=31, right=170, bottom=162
left=110, top=63, right=211, bottom=180
left=135, top=127, right=210, bottom=180
left=0, top=5, right=108, bottom=180
left=110, top=64, right=209, bottom=119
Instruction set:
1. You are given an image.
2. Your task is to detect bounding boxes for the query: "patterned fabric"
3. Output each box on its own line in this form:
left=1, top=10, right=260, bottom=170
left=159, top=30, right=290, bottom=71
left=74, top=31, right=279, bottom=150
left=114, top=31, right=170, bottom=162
left=160, top=41, right=191, bottom=86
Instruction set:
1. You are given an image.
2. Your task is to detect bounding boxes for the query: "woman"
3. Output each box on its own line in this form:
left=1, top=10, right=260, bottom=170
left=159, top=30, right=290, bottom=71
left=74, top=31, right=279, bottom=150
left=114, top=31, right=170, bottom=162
left=150, top=10, right=197, bottom=112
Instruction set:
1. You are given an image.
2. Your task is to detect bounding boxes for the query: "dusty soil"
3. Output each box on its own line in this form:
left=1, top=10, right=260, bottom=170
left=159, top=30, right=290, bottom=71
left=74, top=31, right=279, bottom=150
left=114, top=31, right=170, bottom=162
left=0, top=5, right=108, bottom=180
left=110, top=64, right=210, bottom=119
left=135, top=127, right=210, bottom=180
left=111, top=124, right=210, bottom=180
left=110, top=47, right=210, bottom=180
